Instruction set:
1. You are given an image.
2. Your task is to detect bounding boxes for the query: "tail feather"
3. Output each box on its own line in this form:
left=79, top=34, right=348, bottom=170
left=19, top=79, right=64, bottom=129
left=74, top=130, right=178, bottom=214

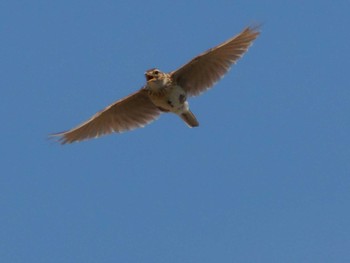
left=180, top=110, right=199, bottom=127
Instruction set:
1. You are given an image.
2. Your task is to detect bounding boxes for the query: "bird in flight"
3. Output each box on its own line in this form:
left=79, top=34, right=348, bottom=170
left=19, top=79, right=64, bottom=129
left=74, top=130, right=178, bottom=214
left=52, top=26, right=260, bottom=144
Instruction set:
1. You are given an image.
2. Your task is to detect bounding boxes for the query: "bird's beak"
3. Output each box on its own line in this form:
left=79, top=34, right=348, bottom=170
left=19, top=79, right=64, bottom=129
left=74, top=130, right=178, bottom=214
left=145, top=73, right=154, bottom=81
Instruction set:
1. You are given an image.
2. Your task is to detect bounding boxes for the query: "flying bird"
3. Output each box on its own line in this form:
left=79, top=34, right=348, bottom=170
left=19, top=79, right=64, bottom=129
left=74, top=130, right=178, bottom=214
left=52, top=26, right=260, bottom=144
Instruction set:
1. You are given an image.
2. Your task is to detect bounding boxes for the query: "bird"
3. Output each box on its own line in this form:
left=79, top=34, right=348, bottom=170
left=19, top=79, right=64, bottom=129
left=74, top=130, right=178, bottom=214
left=52, top=26, right=260, bottom=144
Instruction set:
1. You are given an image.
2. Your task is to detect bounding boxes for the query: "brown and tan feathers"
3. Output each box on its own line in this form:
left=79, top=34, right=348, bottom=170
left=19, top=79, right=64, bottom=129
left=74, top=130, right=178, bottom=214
left=171, top=26, right=260, bottom=97
left=52, top=26, right=260, bottom=144
left=52, top=89, right=161, bottom=144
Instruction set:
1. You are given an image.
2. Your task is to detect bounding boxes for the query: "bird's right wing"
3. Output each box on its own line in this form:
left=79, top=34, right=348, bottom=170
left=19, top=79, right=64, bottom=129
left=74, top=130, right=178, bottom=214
left=51, top=89, right=161, bottom=144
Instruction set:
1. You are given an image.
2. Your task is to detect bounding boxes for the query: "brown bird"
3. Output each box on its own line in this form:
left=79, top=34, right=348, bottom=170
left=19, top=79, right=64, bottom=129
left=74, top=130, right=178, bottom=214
left=52, top=26, right=260, bottom=144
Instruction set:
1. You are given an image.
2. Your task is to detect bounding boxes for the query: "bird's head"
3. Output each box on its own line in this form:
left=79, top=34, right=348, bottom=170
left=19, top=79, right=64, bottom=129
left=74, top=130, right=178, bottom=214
left=145, top=68, right=164, bottom=82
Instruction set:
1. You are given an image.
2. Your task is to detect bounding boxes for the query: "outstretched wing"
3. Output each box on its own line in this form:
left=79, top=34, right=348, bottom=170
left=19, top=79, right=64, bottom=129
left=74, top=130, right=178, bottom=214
left=170, top=26, right=260, bottom=97
left=52, top=89, right=160, bottom=144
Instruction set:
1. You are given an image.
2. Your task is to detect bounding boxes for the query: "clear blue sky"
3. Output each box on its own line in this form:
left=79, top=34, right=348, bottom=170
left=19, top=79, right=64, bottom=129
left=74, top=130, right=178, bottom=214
left=1, top=0, right=349, bottom=262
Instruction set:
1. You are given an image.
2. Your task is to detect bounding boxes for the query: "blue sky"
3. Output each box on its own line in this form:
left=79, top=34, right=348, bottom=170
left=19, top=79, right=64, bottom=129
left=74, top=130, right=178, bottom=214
left=1, top=0, right=349, bottom=262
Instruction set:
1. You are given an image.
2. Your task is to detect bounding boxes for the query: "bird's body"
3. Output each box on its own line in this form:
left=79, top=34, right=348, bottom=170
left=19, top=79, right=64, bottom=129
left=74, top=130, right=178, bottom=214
left=145, top=69, right=198, bottom=127
left=145, top=71, right=184, bottom=113
left=148, top=84, right=186, bottom=114
left=52, top=26, right=260, bottom=144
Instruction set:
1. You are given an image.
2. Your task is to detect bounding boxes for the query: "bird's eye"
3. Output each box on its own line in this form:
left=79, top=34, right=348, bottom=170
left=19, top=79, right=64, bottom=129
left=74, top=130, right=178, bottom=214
left=154, top=70, right=159, bottom=75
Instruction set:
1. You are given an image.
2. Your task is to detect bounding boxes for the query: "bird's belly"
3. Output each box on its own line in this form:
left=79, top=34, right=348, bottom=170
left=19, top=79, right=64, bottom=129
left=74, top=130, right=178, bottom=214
left=149, top=85, right=187, bottom=113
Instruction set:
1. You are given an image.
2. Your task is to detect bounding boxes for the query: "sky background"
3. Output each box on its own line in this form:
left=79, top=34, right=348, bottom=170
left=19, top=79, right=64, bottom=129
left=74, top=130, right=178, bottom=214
left=1, top=0, right=350, bottom=262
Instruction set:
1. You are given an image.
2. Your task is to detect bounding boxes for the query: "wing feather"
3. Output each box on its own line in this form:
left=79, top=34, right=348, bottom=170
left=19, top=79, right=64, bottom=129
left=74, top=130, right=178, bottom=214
left=170, top=27, right=260, bottom=97
left=52, top=89, right=160, bottom=144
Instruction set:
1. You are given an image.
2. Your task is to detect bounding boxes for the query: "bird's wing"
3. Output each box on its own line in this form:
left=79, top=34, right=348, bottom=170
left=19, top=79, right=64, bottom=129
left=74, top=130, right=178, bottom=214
left=51, top=89, right=160, bottom=144
left=170, top=26, right=260, bottom=97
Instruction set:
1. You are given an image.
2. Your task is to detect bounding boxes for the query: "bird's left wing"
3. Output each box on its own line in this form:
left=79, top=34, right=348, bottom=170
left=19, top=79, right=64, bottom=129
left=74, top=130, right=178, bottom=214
left=170, top=26, right=260, bottom=97
left=51, top=89, right=160, bottom=144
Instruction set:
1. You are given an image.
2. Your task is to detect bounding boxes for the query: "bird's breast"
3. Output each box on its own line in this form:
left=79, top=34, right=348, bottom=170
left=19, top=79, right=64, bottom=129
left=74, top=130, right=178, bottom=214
left=148, top=85, right=187, bottom=113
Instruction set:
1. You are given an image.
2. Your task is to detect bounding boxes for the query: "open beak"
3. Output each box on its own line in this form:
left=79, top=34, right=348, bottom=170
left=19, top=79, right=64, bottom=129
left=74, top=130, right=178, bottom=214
left=145, top=74, right=153, bottom=81
left=145, top=74, right=154, bottom=81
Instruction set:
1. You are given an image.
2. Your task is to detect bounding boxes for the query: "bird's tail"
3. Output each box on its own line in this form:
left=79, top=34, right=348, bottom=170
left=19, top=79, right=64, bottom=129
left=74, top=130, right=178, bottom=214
left=180, top=110, right=199, bottom=128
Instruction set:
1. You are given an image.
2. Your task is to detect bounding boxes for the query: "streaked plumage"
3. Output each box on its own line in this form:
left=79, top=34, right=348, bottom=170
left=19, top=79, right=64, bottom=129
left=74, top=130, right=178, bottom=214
left=52, top=26, right=260, bottom=144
